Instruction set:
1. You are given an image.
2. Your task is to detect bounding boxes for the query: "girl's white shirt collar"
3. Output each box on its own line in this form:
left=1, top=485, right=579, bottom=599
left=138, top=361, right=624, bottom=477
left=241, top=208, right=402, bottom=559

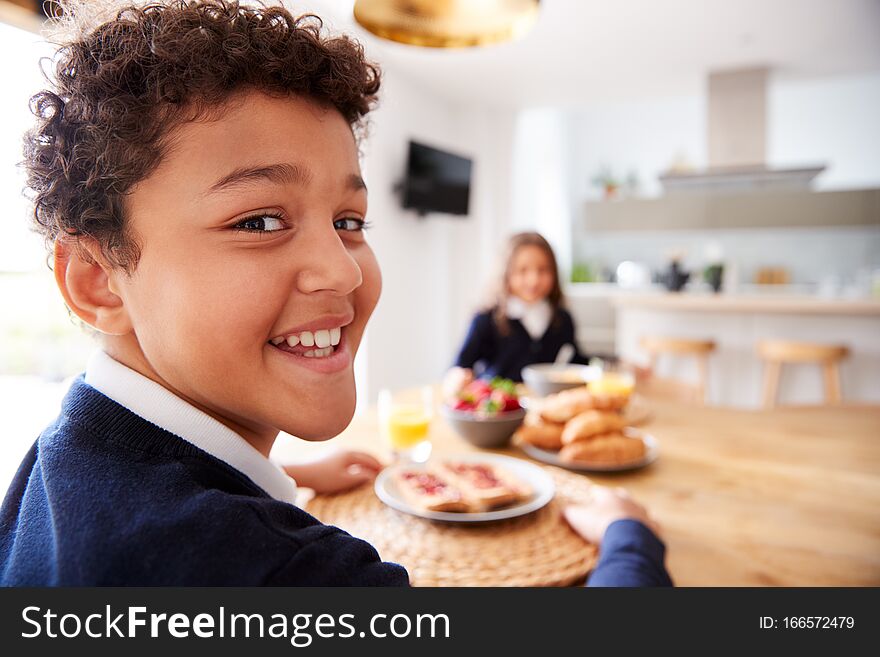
left=84, top=349, right=297, bottom=505
left=506, top=296, right=553, bottom=340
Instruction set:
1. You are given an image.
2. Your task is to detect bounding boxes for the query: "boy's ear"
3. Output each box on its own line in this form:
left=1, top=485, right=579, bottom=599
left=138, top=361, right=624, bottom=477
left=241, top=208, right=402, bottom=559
left=53, top=239, right=133, bottom=336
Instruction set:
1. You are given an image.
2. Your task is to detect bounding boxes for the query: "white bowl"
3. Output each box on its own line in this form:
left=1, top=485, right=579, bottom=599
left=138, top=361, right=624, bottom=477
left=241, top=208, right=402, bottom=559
left=440, top=406, right=526, bottom=448
left=521, top=364, right=601, bottom=397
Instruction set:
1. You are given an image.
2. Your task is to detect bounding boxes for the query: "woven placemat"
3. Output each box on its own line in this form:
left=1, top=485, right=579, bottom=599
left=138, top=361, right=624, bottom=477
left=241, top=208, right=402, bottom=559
left=306, top=465, right=598, bottom=587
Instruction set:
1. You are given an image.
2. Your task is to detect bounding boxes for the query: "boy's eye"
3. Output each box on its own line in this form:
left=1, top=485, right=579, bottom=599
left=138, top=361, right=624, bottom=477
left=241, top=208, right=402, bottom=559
left=233, top=214, right=286, bottom=232
left=334, top=217, right=369, bottom=232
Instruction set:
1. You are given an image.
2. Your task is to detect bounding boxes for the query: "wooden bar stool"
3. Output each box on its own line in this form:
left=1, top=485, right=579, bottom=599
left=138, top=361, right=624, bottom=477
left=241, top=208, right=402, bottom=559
left=757, top=340, right=849, bottom=408
left=639, top=336, right=716, bottom=403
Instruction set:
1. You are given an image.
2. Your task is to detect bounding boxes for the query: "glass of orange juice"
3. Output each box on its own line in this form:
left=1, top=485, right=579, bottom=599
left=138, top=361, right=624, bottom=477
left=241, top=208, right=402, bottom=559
left=588, top=362, right=636, bottom=398
left=378, top=387, right=433, bottom=463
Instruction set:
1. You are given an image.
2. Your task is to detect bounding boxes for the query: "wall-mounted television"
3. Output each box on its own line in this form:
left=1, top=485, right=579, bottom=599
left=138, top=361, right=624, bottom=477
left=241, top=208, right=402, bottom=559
left=402, top=140, right=472, bottom=216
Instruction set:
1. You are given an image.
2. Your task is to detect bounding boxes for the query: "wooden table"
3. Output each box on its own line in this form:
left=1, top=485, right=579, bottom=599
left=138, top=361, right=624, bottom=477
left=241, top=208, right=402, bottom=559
left=271, top=397, right=880, bottom=586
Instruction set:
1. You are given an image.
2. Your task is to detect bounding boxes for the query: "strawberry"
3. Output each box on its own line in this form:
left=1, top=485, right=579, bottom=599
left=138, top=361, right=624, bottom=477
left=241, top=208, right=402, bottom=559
left=453, top=399, right=476, bottom=411
left=490, top=389, right=521, bottom=412
left=501, top=396, right=521, bottom=412
left=466, top=380, right=492, bottom=398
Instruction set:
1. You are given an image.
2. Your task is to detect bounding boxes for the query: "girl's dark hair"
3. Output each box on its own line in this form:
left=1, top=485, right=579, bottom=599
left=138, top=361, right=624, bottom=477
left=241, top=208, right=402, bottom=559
left=490, top=231, right=565, bottom=335
left=24, top=0, right=381, bottom=272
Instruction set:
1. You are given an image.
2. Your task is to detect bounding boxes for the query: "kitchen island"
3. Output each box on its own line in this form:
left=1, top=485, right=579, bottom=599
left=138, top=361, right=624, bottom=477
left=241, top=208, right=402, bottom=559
left=612, top=292, right=880, bottom=407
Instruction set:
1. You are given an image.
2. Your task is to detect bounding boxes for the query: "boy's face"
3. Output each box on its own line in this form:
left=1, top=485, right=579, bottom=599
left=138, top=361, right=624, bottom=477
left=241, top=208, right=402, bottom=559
left=111, top=90, right=380, bottom=446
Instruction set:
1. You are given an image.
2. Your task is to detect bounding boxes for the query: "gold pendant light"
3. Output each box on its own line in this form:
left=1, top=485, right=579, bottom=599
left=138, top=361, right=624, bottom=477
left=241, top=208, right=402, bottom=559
left=353, top=0, right=540, bottom=48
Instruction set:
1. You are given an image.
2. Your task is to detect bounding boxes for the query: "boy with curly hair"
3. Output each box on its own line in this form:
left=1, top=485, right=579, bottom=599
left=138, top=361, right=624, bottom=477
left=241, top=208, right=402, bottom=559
left=0, top=0, right=407, bottom=585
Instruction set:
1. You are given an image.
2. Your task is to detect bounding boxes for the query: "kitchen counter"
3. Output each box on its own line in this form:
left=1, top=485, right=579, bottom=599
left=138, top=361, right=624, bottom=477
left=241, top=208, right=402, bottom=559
left=563, top=285, right=880, bottom=407
left=614, top=296, right=880, bottom=407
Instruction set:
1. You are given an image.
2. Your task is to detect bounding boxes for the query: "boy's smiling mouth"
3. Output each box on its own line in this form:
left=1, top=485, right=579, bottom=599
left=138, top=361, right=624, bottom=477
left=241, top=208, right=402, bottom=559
left=270, top=327, right=342, bottom=357
left=267, top=313, right=354, bottom=371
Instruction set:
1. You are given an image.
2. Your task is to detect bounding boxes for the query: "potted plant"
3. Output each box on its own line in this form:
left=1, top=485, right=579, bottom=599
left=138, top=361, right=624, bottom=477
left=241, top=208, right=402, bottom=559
left=703, top=263, right=724, bottom=293
left=591, top=166, right=620, bottom=200
left=570, top=262, right=596, bottom=283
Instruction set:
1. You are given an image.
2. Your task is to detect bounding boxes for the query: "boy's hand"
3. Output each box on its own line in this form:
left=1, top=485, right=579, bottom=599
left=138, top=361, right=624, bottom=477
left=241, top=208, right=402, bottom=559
left=283, top=451, right=383, bottom=495
left=563, top=486, right=661, bottom=545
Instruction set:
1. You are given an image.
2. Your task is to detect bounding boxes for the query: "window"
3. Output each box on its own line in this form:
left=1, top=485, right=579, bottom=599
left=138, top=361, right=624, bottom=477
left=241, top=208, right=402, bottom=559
left=0, top=19, right=92, bottom=490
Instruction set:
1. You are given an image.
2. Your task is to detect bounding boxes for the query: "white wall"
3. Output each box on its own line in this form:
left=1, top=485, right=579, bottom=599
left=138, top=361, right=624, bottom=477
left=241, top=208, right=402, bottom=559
left=569, top=71, right=880, bottom=200
left=510, top=109, right=577, bottom=274
left=571, top=95, right=707, bottom=200
left=770, top=73, right=880, bottom=191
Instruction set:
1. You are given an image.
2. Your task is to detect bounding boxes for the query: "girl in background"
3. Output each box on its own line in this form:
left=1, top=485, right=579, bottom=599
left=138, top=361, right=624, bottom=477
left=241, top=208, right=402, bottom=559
left=446, top=232, right=591, bottom=392
left=443, top=231, right=669, bottom=587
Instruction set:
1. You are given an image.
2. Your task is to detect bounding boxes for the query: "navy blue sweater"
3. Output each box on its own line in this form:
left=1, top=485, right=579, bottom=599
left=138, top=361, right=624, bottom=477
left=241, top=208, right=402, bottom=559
left=587, top=519, right=672, bottom=587
left=0, top=378, right=670, bottom=587
left=455, top=308, right=591, bottom=382
left=0, top=378, right=409, bottom=586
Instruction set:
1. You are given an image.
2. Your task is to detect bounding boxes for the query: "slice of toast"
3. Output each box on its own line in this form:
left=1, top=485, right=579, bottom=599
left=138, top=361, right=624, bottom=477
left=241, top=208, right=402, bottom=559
left=394, top=468, right=470, bottom=512
left=439, top=461, right=531, bottom=511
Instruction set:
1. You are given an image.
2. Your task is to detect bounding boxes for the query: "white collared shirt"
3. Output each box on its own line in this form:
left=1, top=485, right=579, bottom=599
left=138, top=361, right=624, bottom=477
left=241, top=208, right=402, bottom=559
left=506, top=296, right=553, bottom=340
left=84, top=350, right=298, bottom=505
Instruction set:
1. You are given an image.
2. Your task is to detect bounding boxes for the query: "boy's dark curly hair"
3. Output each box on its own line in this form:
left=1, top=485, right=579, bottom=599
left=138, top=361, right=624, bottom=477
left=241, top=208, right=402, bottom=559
left=25, top=0, right=381, bottom=272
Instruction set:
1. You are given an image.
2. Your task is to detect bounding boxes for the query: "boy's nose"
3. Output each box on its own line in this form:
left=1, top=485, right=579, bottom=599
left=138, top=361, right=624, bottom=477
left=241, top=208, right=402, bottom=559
left=295, top=228, right=363, bottom=297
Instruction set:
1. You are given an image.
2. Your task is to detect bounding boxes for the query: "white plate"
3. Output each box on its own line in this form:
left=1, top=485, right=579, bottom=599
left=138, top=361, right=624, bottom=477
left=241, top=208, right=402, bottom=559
left=374, top=453, right=555, bottom=523
left=519, top=429, right=659, bottom=473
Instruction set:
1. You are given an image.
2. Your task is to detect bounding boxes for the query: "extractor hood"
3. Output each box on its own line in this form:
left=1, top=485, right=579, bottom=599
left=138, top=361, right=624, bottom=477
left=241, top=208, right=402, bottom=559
left=660, top=67, right=825, bottom=192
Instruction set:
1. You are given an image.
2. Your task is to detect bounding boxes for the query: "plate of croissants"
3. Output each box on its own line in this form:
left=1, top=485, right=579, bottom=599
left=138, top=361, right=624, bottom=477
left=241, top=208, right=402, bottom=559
left=513, top=386, right=658, bottom=472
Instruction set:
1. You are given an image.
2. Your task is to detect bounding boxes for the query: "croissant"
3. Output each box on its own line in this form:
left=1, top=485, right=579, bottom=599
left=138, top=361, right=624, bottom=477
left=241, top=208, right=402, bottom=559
left=561, top=410, right=626, bottom=445
left=558, top=433, right=646, bottom=465
left=514, top=422, right=565, bottom=450
left=539, top=387, right=594, bottom=423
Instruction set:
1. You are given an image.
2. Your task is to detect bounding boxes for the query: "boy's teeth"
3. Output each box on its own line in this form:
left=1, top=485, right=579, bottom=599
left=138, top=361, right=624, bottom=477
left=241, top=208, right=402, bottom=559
left=303, top=347, right=333, bottom=358
left=271, top=326, right=344, bottom=348
left=314, top=329, right=331, bottom=349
